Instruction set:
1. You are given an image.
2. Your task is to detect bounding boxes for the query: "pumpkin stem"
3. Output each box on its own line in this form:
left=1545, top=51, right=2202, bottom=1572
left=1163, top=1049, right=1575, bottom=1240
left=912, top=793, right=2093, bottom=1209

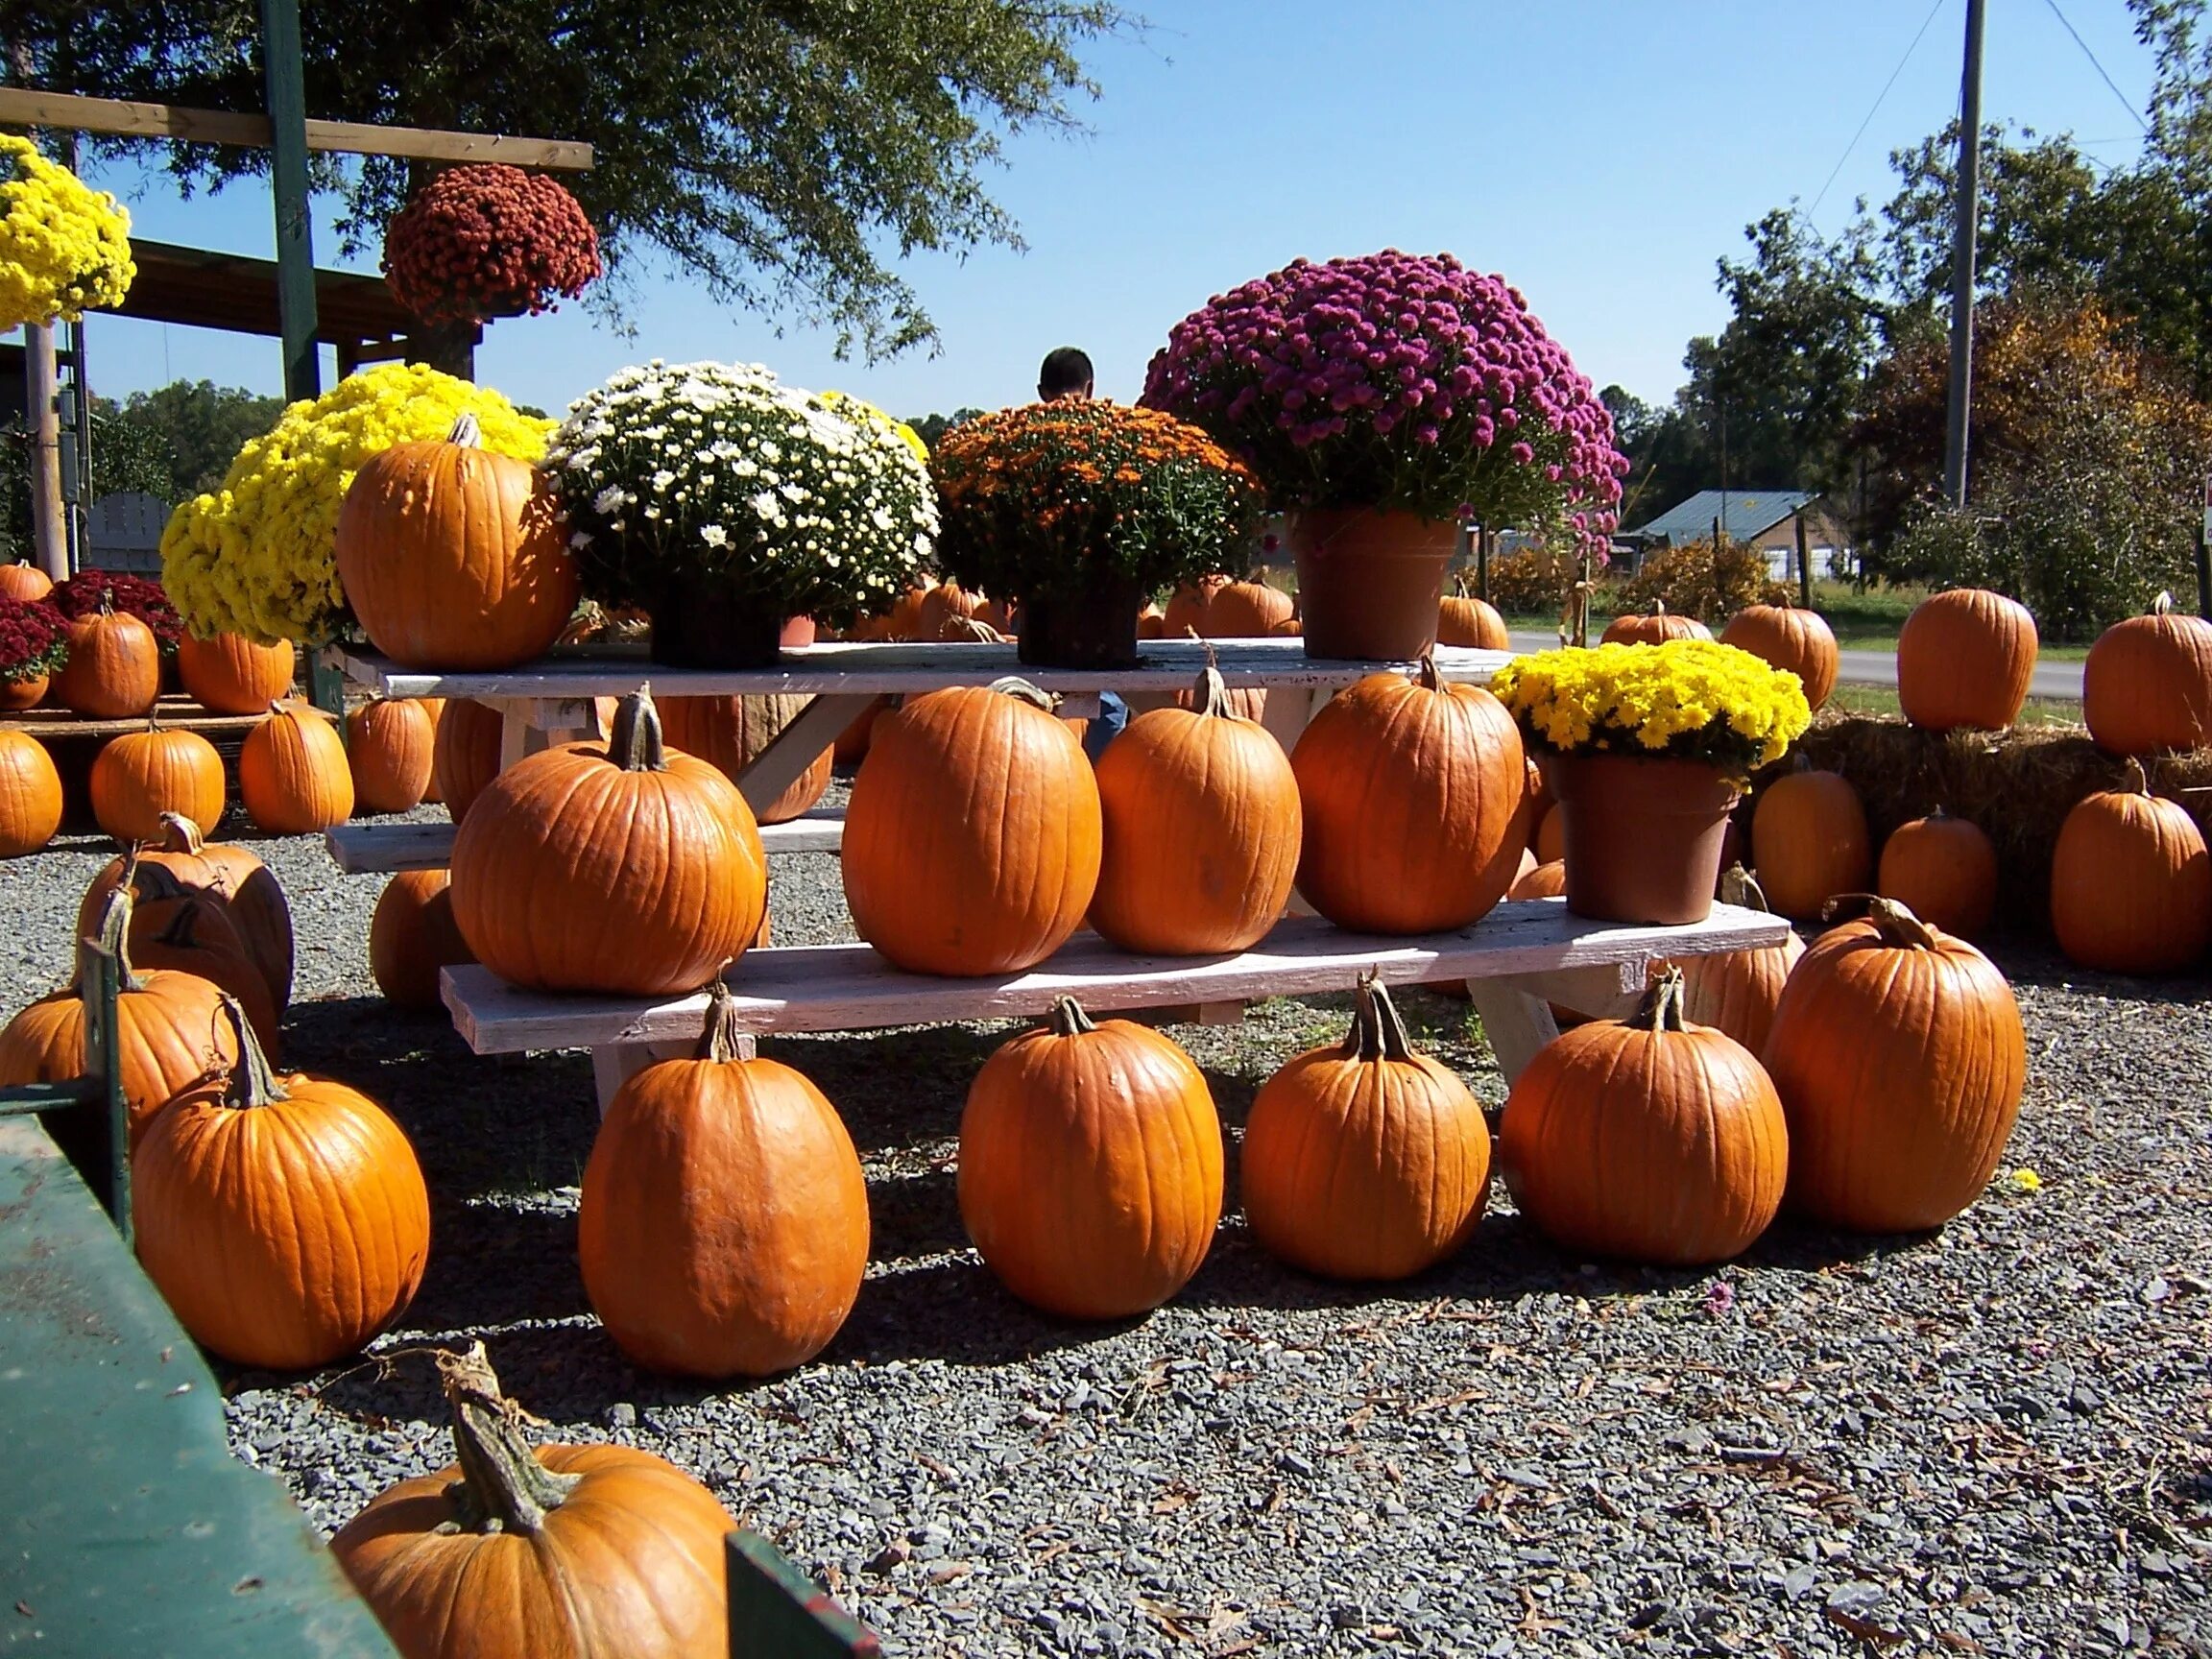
left=215, top=997, right=291, bottom=1110
left=1820, top=893, right=1943, bottom=950
left=1046, top=996, right=1096, bottom=1038
left=608, top=687, right=668, bottom=773
left=1627, top=967, right=1689, bottom=1033
left=436, top=1342, right=581, bottom=1534
left=82, top=883, right=145, bottom=996
left=1714, top=863, right=1774, bottom=914
left=2125, top=756, right=2152, bottom=796
left=1190, top=662, right=1233, bottom=719
left=2153, top=590, right=2175, bottom=617
left=446, top=411, right=483, bottom=449
left=695, top=976, right=754, bottom=1063
left=1648, top=599, right=1666, bottom=615
left=1414, top=651, right=1445, bottom=693
left=986, top=676, right=1058, bottom=713
left=1343, top=970, right=1415, bottom=1063
left=156, top=812, right=208, bottom=854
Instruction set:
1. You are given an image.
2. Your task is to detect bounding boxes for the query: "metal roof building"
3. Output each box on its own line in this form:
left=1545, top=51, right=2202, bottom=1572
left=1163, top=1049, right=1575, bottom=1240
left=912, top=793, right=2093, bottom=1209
left=1626, top=489, right=1819, bottom=544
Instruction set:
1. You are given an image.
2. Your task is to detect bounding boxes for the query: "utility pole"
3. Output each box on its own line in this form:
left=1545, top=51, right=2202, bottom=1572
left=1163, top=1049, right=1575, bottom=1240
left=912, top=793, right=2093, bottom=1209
left=1942, top=0, right=1987, bottom=507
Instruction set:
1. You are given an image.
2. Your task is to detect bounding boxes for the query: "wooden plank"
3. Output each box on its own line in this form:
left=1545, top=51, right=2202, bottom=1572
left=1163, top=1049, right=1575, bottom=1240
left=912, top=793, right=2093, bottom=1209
left=734, top=695, right=867, bottom=817
left=441, top=900, right=1787, bottom=1055
left=0, top=694, right=327, bottom=740
left=726, top=1531, right=880, bottom=1657
left=1463, top=981, right=1560, bottom=1083
left=325, top=810, right=846, bottom=875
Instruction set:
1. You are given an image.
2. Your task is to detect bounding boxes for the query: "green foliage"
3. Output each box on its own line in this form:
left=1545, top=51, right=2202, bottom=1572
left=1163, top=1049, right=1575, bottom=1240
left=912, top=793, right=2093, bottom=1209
left=104, top=381, right=284, bottom=499
left=904, top=408, right=986, bottom=452
left=1616, top=538, right=1787, bottom=625
left=1485, top=544, right=1593, bottom=621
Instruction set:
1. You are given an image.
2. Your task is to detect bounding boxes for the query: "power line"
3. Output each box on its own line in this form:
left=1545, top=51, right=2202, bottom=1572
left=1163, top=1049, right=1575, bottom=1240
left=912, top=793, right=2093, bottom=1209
left=1811, top=0, right=1952, bottom=219
left=2040, top=0, right=2152, bottom=133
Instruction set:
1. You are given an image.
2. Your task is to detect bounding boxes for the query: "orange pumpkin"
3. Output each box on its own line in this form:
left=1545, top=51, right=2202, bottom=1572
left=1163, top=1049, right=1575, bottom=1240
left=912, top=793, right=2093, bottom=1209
left=332, top=1344, right=736, bottom=1659
left=1511, top=857, right=1567, bottom=901
left=959, top=998, right=1222, bottom=1319
left=78, top=813, right=295, bottom=1010
left=432, top=698, right=506, bottom=825
left=832, top=695, right=891, bottom=766
left=1089, top=664, right=1300, bottom=954
left=1719, top=602, right=1839, bottom=710
left=1500, top=969, right=1787, bottom=1265
left=1531, top=801, right=1565, bottom=865
left=845, top=679, right=1100, bottom=975
left=1162, top=576, right=1226, bottom=638
left=1600, top=601, right=1712, bottom=646
left=334, top=412, right=581, bottom=670
left=1763, top=898, right=2025, bottom=1232
left=915, top=580, right=989, bottom=638
left=1896, top=588, right=2038, bottom=733
left=1197, top=578, right=1295, bottom=637
left=240, top=701, right=354, bottom=832
left=0, top=560, right=54, bottom=603
left=1138, top=602, right=1168, bottom=639
left=1289, top=656, right=1526, bottom=933
left=0, top=729, right=63, bottom=856
left=450, top=688, right=767, bottom=996
left=368, top=870, right=476, bottom=1012
left=54, top=607, right=160, bottom=718
left=657, top=693, right=832, bottom=824
left=0, top=670, right=45, bottom=710
left=1877, top=807, right=1999, bottom=940
left=176, top=631, right=296, bottom=714
left=347, top=698, right=437, bottom=814
left=1437, top=591, right=1511, bottom=650
left=1241, top=974, right=1491, bottom=1280
left=89, top=724, right=226, bottom=843
left=580, top=983, right=869, bottom=1378
left=1750, top=764, right=1870, bottom=922
left=414, top=698, right=448, bottom=801
left=2049, top=761, right=2212, bottom=974
left=2082, top=591, right=2212, bottom=757
left=125, top=867, right=283, bottom=1057
left=1661, top=865, right=1804, bottom=1054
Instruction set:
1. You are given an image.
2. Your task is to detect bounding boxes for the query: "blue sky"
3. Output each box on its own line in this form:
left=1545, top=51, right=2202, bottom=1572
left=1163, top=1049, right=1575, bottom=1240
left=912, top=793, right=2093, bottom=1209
left=74, top=0, right=2159, bottom=422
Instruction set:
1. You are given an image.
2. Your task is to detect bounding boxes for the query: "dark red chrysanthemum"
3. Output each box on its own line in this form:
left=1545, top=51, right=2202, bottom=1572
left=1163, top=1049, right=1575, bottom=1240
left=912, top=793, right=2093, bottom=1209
left=0, top=596, right=70, bottom=680
left=50, top=570, right=182, bottom=652
left=382, top=163, right=603, bottom=326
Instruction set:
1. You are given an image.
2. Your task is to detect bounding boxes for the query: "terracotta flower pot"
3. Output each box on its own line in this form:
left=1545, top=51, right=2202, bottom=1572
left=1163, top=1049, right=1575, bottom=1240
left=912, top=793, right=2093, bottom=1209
left=1544, top=752, right=1741, bottom=926
left=1015, top=577, right=1144, bottom=669
left=779, top=615, right=818, bottom=649
left=1288, top=508, right=1456, bottom=661
left=0, top=672, right=46, bottom=710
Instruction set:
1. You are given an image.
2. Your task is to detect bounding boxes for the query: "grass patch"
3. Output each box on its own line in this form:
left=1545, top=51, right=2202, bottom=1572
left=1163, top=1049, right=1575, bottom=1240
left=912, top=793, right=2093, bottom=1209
left=1823, top=682, right=2082, bottom=727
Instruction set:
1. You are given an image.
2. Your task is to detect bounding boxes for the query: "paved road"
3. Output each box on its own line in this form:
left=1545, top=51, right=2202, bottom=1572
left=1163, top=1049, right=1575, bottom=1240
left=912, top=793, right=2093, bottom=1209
left=1503, top=631, right=2084, bottom=701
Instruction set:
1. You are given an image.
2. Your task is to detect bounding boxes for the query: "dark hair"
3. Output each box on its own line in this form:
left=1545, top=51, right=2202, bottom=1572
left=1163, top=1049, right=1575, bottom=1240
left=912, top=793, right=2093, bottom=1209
left=1038, top=347, right=1094, bottom=398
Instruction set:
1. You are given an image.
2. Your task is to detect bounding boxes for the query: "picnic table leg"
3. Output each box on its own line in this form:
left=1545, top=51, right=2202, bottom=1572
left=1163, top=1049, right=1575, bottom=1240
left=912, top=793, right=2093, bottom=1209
left=591, top=1035, right=746, bottom=1117
left=1462, top=981, right=1559, bottom=1084
left=735, top=694, right=874, bottom=818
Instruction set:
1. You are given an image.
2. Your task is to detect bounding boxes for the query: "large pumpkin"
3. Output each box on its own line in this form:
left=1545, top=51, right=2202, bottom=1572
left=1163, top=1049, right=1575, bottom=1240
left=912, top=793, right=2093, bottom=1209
left=1601, top=601, right=1712, bottom=646
left=334, top=412, right=581, bottom=671
left=369, top=871, right=477, bottom=1012
left=55, top=607, right=159, bottom=718
left=1661, top=865, right=1804, bottom=1054
left=1896, top=588, right=2038, bottom=733
left=331, top=1344, right=736, bottom=1659
left=88, top=723, right=225, bottom=843
left=432, top=698, right=506, bottom=825
left=580, top=983, right=869, bottom=1378
left=177, top=631, right=296, bottom=714
left=1878, top=806, right=1999, bottom=940
left=240, top=701, right=354, bottom=832
left=348, top=698, right=437, bottom=814
left=1763, top=898, right=2025, bottom=1232
left=2082, top=591, right=2212, bottom=756
left=845, top=679, right=1100, bottom=975
left=1241, top=974, right=1491, bottom=1280
left=0, top=729, right=63, bottom=856
left=125, top=864, right=283, bottom=1056
left=78, top=813, right=295, bottom=1009
left=1500, top=969, right=1787, bottom=1265
left=450, top=687, right=767, bottom=996
left=1089, top=664, right=1300, bottom=954
left=1290, top=656, right=1526, bottom=934
left=2049, top=760, right=2212, bottom=974
left=656, top=693, right=832, bottom=824
left=1437, top=592, right=1511, bottom=650
left=1750, top=764, right=1870, bottom=922
left=0, top=560, right=53, bottom=602
left=959, top=998, right=1222, bottom=1318
left=1720, top=602, right=1839, bottom=711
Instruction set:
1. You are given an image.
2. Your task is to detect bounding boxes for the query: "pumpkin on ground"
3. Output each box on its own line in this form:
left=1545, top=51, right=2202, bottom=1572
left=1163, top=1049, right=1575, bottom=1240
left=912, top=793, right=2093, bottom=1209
left=450, top=687, right=767, bottom=996
left=1878, top=807, right=1999, bottom=939
left=579, top=983, right=869, bottom=1379
left=1661, top=865, right=1804, bottom=1054
left=1090, top=664, right=1300, bottom=954
left=1290, top=656, right=1526, bottom=934
left=1896, top=588, right=2038, bottom=733
left=334, top=412, right=581, bottom=671
left=1763, top=898, right=2025, bottom=1232
left=88, top=723, right=226, bottom=843
left=959, top=998, right=1222, bottom=1319
left=656, top=693, right=832, bottom=824
left=1750, top=764, right=1870, bottom=922
left=845, top=679, right=1100, bottom=975
left=2082, top=591, right=2212, bottom=757
left=125, top=864, right=283, bottom=1056
left=369, top=871, right=476, bottom=1012
left=55, top=607, right=160, bottom=718
left=1242, top=974, right=1491, bottom=1280
left=348, top=699, right=437, bottom=814
left=240, top=701, right=354, bottom=832
left=1719, top=602, right=1839, bottom=710
left=0, top=730, right=61, bottom=856
left=431, top=698, right=506, bottom=825
left=1500, top=969, right=1787, bottom=1265
left=832, top=695, right=891, bottom=766
left=1438, top=591, right=1511, bottom=650
left=1601, top=601, right=1712, bottom=646
left=78, top=813, right=295, bottom=1009
left=0, top=560, right=53, bottom=602
left=331, top=1344, right=736, bottom=1659
left=177, top=631, right=296, bottom=714
left=2049, top=760, right=2212, bottom=974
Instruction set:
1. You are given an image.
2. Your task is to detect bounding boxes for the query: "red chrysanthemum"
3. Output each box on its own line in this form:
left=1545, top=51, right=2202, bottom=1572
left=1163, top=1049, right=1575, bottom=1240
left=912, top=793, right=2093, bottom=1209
left=50, top=569, right=182, bottom=652
left=0, top=596, right=70, bottom=682
left=382, top=164, right=603, bottom=326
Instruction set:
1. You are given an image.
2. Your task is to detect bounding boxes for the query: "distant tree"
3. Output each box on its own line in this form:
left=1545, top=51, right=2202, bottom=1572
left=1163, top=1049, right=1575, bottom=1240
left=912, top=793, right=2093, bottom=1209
left=905, top=407, right=987, bottom=451
left=104, top=382, right=284, bottom=499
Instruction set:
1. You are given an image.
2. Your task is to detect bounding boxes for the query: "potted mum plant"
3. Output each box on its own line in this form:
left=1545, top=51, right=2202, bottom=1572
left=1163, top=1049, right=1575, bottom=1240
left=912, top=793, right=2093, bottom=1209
left=382, top=163, right=602, bottom=326
left=0, top=595, right=67, bottom=709
left=1142, top=250, right=1626, bottom=661
left=1489, top=639, right=1811, bottom=925
left=545, top=361, right=939, bottom=668
left=930, top=400, right=1263, bottom=668
left=0, top=135, right=133, bottom=330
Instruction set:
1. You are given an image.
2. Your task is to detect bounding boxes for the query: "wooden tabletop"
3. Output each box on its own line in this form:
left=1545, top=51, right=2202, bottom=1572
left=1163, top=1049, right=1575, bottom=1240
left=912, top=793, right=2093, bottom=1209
left=0, top=693, right=328, bottom=739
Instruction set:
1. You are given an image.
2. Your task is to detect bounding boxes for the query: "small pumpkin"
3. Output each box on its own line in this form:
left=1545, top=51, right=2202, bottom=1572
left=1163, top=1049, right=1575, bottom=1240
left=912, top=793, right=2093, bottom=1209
left=1600, top=600, right=1712, bottom=646
left=1531, top=801, right=1565, bottom=865
left=1661, top=865, right=1804, bottom=1054
left=369, top=871, right=476, bottom=1012
left=1138, top=602, right=1168, bottom=639
left=832, top=695, right=891, bottom=766
left=1720, top=601, right=1839, bottom=710
left=431, top=698, right=506, bottom=825
left=241, top=701, right=354, bottom=832
left=1437, top=590, right=1511, bottom=651
left=1750, top=763, right=1870, bottom=922
left=176, top=631, right=296, bottom=714
left=54, top=606, right=160, bottom=718
left=915, top=580, right=990, bottom=639
left=0, top=560, right=54, bottom=603
left=1896, top=588, right=2038, bottom=733
left=2082, top=591, right=2212, bottom=757
left=1511, top=857, right=1567, bottom=901
left=657, top=693, right=832, bottom=824
left=0, top=670, right=45, bottom=710
left=78, top=813, right=295, bottom=1010
left=0, top=729, right=61, bottom=856
left=2049, top=759, right=2212, bottom=974
left=1877, top=807, right=1999, bottom=940
left=346, top=698, right=437, bottom=815
left=1162, top=576, right=1226, bottom=638
left=89, top=722, right=226, bottom=843
left=959, top=998, right=1222, bottom=1319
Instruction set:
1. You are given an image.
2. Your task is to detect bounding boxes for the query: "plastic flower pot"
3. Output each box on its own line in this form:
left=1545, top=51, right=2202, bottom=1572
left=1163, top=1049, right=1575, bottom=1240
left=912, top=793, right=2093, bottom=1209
left=1544, top=753, right=1741, bottom=926
left=647, top=577, right=788, bottom=670
left=0, top=672, right=45, bottom=710
left=1015, top=577, right=1145, bottom=670
left=1288, top=508, right=1455, bottom=661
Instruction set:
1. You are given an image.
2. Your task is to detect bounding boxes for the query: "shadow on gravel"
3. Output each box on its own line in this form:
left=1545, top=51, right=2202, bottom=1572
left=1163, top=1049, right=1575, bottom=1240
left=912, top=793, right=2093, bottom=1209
left=774, top=1023, right=1001, bottom=1153
left=403, top=1200, right=589, bottom=1332
left=833, top=1256, right=1142, bottom=1367
left=1980, top=941, right=2212, bottom=1003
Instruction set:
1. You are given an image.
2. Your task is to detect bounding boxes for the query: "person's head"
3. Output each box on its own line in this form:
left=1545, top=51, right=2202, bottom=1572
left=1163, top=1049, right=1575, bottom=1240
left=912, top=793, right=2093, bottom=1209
left=1038, top=347, right=1094, bottom=401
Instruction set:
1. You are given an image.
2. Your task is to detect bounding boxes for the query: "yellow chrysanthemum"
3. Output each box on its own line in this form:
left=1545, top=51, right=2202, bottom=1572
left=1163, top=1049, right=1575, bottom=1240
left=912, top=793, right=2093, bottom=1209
left=820, top=389, right=928, bottom=462
left=0, top=137, right=133, bottom=329
left=1490, top=639, right=1813, bottom=778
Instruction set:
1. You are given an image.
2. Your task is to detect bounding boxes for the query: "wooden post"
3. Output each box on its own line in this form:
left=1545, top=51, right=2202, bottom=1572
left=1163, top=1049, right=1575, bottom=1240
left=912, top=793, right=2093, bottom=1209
left=1478, top=526, right=1493, bottom=604
left=1794, top=511, right=1813, bottom=607
left=259, top=0, right=320, bottom=404
left=23, top=324, right=66, bottom=581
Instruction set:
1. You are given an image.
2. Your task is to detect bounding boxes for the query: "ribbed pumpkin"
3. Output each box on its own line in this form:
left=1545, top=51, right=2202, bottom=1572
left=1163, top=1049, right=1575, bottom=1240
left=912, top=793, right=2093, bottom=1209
left=369, top=871, right=476, bottom=1012
left=78, top=813, right=295, bottom=1010
left=432, top=698, right=506, bottom=825
left=845, top=679, right=1100, bottom=975
left=176, top=631, right=296, bottom=714
left=1511, top=857, right=1567, bottom=901
left=55, top=607, right=159, bottom=718
left=126, top=865, right=283, bottom=1057
left=1600, top=600, right=1712, bottom=646
left=332, top=1345, right=736, bottom=1659
left=1500, top=969, right=1787, bottom=1265
left=1195, top=578, right=1295, bottom=637
left=1162, top=577, right=1224, bottom=637
left=1720, top=601, right=1839, bottom=710
left=1878, top=807, right=1999, bottom=939
left=2083, top=591, right=2212, bottom=756
left=0, top=730, right=61, bottom=856
left=1763, top=898, right=2025, bottom=1231
left=1241, top=974, right=1491, bottom=1280
left=450, top=687, right=767, bottom=996
left=657, top=693, right=832, bottom=824
left=0, top=560, right=53, bottom=602
left=334, top=412, right=580, bottom=671
left=580, top=983, right=869, bottom=1378
left=1437, top=591, right=1511, bottom=650
left=132, top=998, right=429, bottom=1369
left=1661, top=865, right=1803, bottom=1054
left=1089, top=664, right=1300, bottom=954
left=415, top=698, right=447, bottom=801
left=1289, top=656, right=1526, bottom=934
left=959, top=998, right=1221, bottom=1319
left=915, top=580, right=989, bottom=638
left=2049, top=760, right=2212, bottom=974
left=347, top=698, right=437, bottom=814
left=0, top=669, right=44, bottom=710
left=240, top=701, right=354, bottom=832
left=1751, top=763, right=1871, bottom=922
left=89, top=723, right=226, bottom=843
left=1897, top=588, right=2038, bottom=733
left=0, top=888, right=238, bottom=1150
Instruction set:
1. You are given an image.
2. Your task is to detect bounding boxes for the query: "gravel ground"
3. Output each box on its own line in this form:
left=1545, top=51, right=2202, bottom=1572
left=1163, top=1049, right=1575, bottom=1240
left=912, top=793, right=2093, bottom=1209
left=5, top=785, right=2209, bottom=1657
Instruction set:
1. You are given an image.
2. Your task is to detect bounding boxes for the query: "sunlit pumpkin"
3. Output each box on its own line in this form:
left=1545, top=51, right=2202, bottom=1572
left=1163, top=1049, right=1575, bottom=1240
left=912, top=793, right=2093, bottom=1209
left=240, top=701, right=354, bottom=832
left=88, top=723, right=225, bottom=843
left=1750, top=764, right=1870, bottom=922
left=2049, top=760, right=2212, bottom=974
left=2082, top=591, right=2212, bottom=757
left=657, top=693, right=832, bottom=824
left=1896, top=588, right=2037, bottom=733
left=0, top=729, right=61, bottom=856
left=1600, top=601, right=1711, bottom=646
left=78, top=813, right=294, bottom=1010
left=1877, top=807, right=1999, bottom=940
left=1720, top=601, right=1839, bottom=710
left=0, top=560, right=53, bottom=603
left=176, top=631, right=296, bottom=714
left=1437, top=591, right=1511, bottom=651
left=348, top=698, right=437, bottom=814
left=431, top=698, right=506, bottom=826
left=55, top=607, right=159, bottom=718
left=1661, top=865, right=1803, bottom=1054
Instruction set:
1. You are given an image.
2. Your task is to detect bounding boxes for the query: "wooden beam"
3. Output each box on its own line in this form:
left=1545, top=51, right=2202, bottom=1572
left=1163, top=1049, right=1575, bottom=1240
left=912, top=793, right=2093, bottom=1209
left=0, top=87, right=593, bottom=171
